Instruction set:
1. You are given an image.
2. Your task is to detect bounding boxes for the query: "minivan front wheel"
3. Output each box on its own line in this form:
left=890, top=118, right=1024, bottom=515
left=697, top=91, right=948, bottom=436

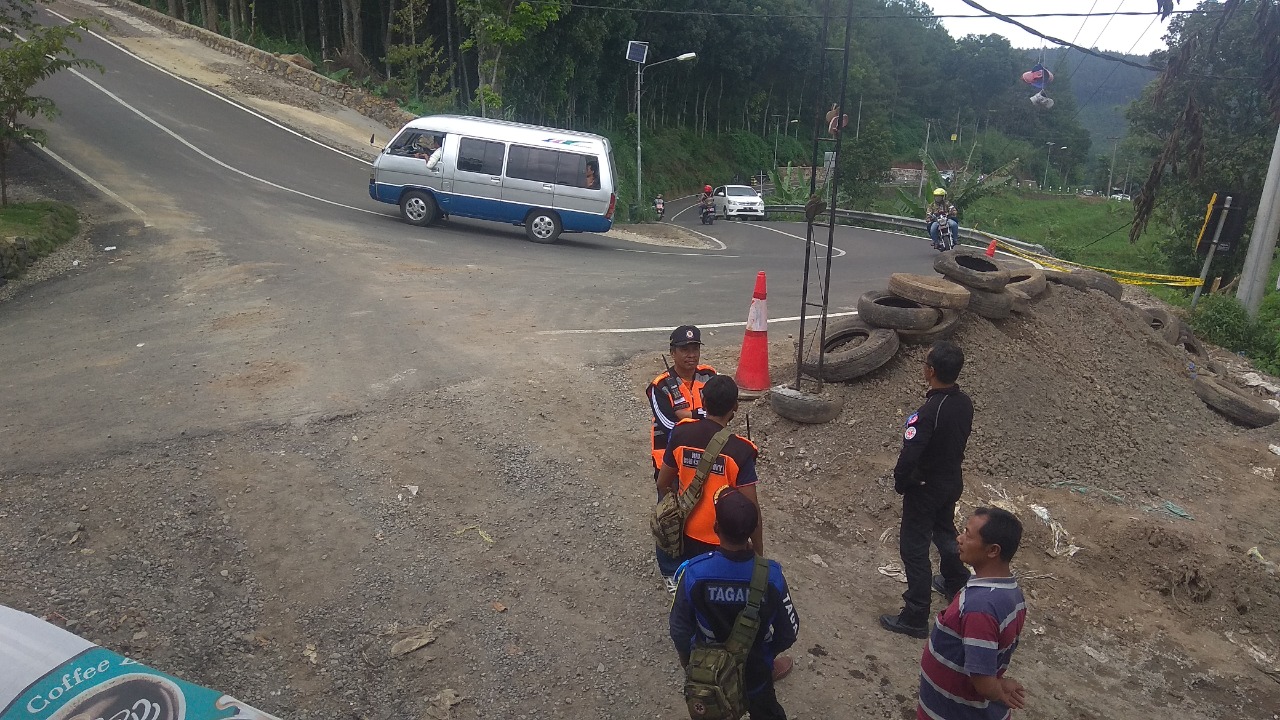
left=525, top=210, right=562, bottom=244
left=400, top=190, right=439, bottom=227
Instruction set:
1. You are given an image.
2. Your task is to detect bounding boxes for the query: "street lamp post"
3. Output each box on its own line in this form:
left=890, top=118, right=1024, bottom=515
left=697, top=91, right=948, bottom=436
left=636, top=51, right=696, bottom=215
left=1043, top=143, right=1066, bottom=191
left=773, top=118, right=798, bottom=173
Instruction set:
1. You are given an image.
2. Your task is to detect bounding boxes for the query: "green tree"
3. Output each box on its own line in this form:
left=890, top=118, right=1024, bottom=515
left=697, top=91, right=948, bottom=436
left=456, top=0, right=567, bottom=116
left=0, top=20, right=103, bottom=205
left=1127, top=0, right=1279, bottom=276
left=384, top=0, right=452, bottom=105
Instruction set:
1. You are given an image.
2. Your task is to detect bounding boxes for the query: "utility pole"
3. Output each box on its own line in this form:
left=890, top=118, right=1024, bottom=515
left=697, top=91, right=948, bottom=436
left=917, top=120, right=932, bottom=196
left=1107, top=136, right=1120, bottom=195
left=1237, top=123, right=1280, bottom=317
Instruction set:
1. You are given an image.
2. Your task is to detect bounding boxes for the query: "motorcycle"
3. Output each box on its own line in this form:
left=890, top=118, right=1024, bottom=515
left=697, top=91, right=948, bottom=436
left=653, top=196, right=665, bottom=220
left=929, top=213, right=955, bottom=251
left=700, top=199, right=716, bottom=225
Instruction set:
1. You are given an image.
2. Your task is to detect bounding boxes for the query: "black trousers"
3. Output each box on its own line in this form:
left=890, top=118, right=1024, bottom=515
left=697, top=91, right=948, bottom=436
left=747, top=682, right=787, bottom=720
left=899, top=488, right=968, bottom=625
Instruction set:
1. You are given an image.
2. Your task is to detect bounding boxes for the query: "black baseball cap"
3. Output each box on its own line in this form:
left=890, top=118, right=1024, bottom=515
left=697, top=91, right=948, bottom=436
left=670, top=325, right=702, bottom=347
left=714, top=488, right=759, bottom=542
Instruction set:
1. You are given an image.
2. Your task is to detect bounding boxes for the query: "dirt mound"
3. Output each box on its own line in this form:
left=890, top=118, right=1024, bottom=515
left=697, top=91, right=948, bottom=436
left=728, top=283, right=1280, bottom=717
left=766, top=286, right=1226, bottom=500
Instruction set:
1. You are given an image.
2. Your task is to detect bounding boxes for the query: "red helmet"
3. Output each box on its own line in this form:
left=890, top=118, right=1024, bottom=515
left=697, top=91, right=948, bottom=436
left=704, top=185, right=712, bottom=193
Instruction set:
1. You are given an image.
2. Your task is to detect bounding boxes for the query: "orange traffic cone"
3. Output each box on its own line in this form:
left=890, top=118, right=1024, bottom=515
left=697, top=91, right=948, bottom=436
left=985, top=238, right=998, bottom=257
left=735, top=272, right=771, bottom=396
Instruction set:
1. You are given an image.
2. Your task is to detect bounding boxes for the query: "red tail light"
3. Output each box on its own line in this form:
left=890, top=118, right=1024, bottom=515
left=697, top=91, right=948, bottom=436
left=606, top=193, right=617, bottom=219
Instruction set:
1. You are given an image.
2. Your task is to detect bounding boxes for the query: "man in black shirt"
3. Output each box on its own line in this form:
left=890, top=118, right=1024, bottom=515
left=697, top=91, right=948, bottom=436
left=881, top=341, right=975, bottom=638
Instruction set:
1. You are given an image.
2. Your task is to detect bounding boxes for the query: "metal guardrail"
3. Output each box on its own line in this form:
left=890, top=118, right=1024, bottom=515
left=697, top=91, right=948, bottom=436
left=763, top=205, right=1051, bottom=256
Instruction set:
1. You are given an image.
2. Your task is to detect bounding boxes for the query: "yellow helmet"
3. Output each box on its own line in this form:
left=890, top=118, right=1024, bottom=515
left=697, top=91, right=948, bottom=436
left=933, top=188, right=947, bottom=196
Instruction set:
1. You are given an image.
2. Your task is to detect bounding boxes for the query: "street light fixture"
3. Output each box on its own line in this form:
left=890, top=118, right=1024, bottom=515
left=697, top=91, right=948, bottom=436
left=1044, top=143, right=1066, bottom=191
left=635, top=50, right=696, bottom=213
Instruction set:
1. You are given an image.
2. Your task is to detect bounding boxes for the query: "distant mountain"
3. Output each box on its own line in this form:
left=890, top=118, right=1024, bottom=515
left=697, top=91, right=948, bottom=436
left=1021, top=49, right=1159, bottom=154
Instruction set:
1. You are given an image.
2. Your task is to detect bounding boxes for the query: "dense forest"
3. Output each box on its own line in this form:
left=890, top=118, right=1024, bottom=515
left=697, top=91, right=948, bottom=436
left=127, top=0, right=1117, bottom=185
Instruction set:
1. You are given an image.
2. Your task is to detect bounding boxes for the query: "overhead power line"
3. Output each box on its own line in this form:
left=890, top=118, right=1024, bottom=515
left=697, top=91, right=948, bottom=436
left=529, top=2, right=1204, bottom=22
left=956, top=0, right=1163, bottom=72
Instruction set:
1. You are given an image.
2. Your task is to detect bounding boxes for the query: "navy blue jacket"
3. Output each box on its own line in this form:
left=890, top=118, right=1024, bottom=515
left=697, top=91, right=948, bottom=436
left=669, top=548, right=799, bottom=694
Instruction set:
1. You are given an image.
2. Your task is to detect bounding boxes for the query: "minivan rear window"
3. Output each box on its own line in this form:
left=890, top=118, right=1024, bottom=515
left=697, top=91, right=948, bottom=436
left=458, top=138, right=505, bottom=175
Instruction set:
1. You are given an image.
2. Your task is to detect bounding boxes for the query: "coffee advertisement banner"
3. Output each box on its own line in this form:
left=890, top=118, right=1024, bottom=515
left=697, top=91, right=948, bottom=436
left=1, top=606, right=280, bottom=720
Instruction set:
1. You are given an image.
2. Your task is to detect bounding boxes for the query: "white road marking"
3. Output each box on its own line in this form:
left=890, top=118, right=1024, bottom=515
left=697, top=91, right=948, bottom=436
left=614, top=249, right=740, bottom=258
left=63, top=65, right=385, bottom=217
left=750, top=223, right=847, bottom=258
left=537, top=310, right=858, bottom=335
left=48, top=6, right=374, bottom=165
left=35, top=144, right=151, bottom=226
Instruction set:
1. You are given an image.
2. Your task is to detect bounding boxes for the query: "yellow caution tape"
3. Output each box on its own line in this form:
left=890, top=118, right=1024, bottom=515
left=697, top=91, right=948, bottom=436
left=973, top=232, right=1204, bottom=288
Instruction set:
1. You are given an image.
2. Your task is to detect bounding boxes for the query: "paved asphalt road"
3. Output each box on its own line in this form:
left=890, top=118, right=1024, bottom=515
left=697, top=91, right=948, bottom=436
left=1, top=2, right=943, bottom=462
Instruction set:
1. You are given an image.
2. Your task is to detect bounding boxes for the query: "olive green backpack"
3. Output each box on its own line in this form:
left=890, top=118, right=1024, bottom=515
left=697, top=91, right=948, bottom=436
left=683, top=556, right=769, bottom=720
left=650, top=426, right=734, bottom=558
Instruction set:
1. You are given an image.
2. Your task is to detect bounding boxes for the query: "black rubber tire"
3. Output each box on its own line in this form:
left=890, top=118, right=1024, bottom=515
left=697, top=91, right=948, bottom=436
left=1006, top=267, right=1047, bottom=298
left=1007, top=286, right=1032, bottom=315
left=800, top=318, right=900, bottom=382
left=1193, top=376, right=1280, bottom=428
left=1142, top=308, right=1182, bottom=344
left=888, top=273, right=971, bottom=310
left=966, top=288, right=1015, bottom=320
left=1176, top=323, right=1208, bottom=359
left=525, top=210, right=563, bottom=244
left=1071, top=269, right=1124, bottom=300
left=399, top=190, right=439, bottom=227
left=856, top=290, right=941, bottom=331
left=933, top=248, right=1011, bottom=291
left=897, top=309, right=962, bottom=345
left=769, top=385, right=844, bottom=424
left=1044, top=269, right=1089, bottom=291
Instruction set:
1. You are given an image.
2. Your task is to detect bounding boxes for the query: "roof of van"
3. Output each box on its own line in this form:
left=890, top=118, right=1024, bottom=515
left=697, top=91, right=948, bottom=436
left=403, top=115, right=610, bottom=153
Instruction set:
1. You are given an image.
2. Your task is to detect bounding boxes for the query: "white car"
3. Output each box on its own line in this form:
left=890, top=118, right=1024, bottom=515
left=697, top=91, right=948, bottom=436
left=713, top=185, right=766, bottom=220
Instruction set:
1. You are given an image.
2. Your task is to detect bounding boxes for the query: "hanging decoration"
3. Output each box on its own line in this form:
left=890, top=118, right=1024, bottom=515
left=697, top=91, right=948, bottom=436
left=1022, top=62, right=1055, bottom=109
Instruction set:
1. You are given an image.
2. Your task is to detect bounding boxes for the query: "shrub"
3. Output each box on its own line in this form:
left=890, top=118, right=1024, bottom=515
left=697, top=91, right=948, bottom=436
left=1189, top=294, right=1258, bottom=352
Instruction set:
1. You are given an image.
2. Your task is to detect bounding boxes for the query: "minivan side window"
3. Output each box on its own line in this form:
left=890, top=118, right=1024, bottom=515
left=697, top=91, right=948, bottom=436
left=507, top=146, right=559, bottom=184
left=507, top=146, right=601, bottom=190
left=458, top=138, right=505, bottom=175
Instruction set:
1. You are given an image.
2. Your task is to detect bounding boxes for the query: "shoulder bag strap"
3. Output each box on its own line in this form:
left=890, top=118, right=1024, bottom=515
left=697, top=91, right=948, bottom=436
left=676, top=426, right=735, bottom=515
left=725, top=556, right=770, bottom=657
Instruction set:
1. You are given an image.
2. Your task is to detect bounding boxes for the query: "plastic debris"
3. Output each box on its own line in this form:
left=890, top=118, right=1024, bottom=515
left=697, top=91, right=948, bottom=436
left=424, top=689, right=465, bottom=720
left=1269, top=444, right=1280, bottom=457
left=1029, top=504, right=1082, bottom=557
left=390, top=619, right=449, bottom=657
left=877, top=564, right=908, bottom=583
left=1248, top=546, right=1277, bottom=575
left=1151, top=501, right=1194, bottom=520
left=103, top=246, right=117, bottom=251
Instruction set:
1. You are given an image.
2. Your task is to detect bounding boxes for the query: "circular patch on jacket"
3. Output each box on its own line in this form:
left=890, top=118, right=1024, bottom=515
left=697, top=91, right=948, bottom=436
left=906, top=412, right=919, bottom=426
left=904, top=427, right=917, bottom=440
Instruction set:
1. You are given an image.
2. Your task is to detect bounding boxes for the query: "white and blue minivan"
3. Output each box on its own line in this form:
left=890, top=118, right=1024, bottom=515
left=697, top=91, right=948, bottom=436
left=370, top=115, right=617, bottom=244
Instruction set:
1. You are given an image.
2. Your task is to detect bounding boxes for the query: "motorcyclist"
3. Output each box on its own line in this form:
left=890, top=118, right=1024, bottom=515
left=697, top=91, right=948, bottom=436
left=700, top=185, right=714, bottom=218
left=926, top=188, right=959, bottom=250
left=654, top=194, right=665, bottom=219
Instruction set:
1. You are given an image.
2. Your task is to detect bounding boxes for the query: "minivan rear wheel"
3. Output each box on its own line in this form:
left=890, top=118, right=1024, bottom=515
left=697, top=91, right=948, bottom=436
left=400, top=190, right=438, bottom=227
left=525, top=210, right=562, bottom=244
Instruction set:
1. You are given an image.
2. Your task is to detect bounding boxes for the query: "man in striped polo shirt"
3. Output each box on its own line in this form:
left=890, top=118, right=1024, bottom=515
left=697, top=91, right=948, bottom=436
left=918, top=507, right=1027, bottom=720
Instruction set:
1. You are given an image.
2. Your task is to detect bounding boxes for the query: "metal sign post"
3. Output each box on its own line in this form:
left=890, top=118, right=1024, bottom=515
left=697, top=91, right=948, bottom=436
left=1191, top=195, right=1232, bottom=309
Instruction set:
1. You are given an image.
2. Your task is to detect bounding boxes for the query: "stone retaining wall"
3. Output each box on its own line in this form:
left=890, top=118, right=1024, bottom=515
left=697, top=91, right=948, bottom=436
left=0, top=237, right=35, bottom=278
left=98, top=0, right=416, bottom=131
